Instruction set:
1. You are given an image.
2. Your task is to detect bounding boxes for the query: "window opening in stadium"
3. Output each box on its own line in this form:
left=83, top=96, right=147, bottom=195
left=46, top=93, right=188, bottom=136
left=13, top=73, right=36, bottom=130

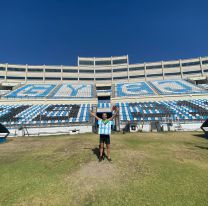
left=98, top=96, right=110, bottom=101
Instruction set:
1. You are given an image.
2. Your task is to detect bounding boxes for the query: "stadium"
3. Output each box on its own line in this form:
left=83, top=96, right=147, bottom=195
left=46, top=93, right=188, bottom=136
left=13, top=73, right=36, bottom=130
left=0, top=55, right=208, bottom=135
left=1, top=1, right=208, bottom=205
left=1, top=55, right=208, bottom=205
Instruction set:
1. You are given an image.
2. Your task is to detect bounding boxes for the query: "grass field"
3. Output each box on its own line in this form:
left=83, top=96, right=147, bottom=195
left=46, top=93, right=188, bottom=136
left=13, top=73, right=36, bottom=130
left=1, top=132, right=208, bottom=206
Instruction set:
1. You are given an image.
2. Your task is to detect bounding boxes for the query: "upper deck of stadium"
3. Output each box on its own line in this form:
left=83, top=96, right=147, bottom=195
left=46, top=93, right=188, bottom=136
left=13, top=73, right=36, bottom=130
left=0, top=55, right=208, bottom=84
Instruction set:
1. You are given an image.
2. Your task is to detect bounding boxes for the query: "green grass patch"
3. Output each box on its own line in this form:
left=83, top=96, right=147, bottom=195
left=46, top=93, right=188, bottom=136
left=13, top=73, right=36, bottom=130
left=0, top=132, right=208, bottom=205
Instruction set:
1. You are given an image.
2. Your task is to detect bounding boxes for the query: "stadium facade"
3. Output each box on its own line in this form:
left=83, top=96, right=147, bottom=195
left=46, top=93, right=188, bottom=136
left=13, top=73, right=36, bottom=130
left=0, top=55, right=208, bottom=83
left=0, top=55, right=208, bottom=136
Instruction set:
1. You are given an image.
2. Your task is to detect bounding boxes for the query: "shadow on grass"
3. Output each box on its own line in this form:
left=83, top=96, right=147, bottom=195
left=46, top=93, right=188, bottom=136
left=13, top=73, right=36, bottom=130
left=193, top=134, right=208, bottom=139
left=195, top=145, right=208, bottom=150
left=92, top=147, right=107, bottom=159
left=83, top=146, right=107, bottom=160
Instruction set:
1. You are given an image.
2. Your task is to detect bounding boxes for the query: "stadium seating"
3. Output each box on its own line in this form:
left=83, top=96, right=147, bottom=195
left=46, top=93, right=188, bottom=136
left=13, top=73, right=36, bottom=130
left=5, top=84, right=56, bottom=98
left=198, top=84, right=208, bottom=90
left=51, top=84, right=93, bottom=98
left=117, top=99, right=208, bottom=122
left=0, top=104, right=90, bottom=125
left=97, top=100, right=111, bottom=109
left=116, top=82, right=155, bottom=97
left=3, top=80, right=208, bottom=99
left=0, top=90, right=10, bottom=96
left=149, top=80, right=207, bottom=95
left=1, top=99, right=207, bottom=126
left=5, top=84, right=93, bottom=99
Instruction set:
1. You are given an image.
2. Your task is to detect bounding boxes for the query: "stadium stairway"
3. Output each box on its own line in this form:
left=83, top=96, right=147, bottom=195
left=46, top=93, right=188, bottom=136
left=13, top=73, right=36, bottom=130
left=97, top=100, right=111, bottom=113
left=93, top=84, right=97, bottom=98
left=111, top=84, right=116, bottom=98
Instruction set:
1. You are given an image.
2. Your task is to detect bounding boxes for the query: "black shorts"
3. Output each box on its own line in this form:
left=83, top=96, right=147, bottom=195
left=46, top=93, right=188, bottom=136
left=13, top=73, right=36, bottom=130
left=100, top=134, right=110, bottom=145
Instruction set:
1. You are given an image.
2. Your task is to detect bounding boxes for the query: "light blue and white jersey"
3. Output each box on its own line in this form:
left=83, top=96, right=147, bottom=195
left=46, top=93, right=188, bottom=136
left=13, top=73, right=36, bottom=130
left=98, top=119, right=113, bottom=135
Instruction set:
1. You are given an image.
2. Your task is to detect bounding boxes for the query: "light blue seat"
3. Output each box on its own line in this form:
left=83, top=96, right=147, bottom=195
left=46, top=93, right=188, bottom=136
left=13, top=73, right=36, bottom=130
left=149, top=80, right=208, bottom=95
left=5, top=84, right=56, bottom=99
left=97, top=100, right=111, bottom=109
left=118, top=99, right=208, bottom=122
left=116, top=82, right=155, bottom=97
left=51, top=84, right=93, bottom=98
left=0, top=103, right=91, bottom=125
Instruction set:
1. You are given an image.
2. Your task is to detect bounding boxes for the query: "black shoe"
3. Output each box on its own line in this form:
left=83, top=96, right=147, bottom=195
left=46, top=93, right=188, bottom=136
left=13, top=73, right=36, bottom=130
left=107, top=157, right=112, bottom=162
left=99, top=156, right=103, bottom=162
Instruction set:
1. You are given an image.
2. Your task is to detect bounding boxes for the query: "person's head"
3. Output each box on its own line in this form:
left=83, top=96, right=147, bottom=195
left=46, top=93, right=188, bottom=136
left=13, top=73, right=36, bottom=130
left=102, top=113, right=107, bottom=120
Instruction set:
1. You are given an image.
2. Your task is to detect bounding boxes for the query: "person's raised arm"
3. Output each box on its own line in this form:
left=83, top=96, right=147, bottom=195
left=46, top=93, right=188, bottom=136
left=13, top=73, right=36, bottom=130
left=108, top=106, right=119, bottom=121
left=89, top=109, right=101, bottom=121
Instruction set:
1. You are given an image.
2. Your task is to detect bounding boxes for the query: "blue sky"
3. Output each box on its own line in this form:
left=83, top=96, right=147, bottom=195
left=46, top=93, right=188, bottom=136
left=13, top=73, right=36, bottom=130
left=0, top=0, right=207, bottom=65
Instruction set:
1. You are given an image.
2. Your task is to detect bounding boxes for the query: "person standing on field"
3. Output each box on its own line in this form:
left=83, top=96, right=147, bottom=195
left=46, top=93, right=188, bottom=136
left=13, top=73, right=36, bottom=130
left=89, top=106, right=119, bottom=162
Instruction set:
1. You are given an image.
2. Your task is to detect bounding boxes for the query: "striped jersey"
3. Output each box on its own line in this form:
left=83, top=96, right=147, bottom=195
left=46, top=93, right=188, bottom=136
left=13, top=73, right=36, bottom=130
left=98, top=119, right=113, bottom=135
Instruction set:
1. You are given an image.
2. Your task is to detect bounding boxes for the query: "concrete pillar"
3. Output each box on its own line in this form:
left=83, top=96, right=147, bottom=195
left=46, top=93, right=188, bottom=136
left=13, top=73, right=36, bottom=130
left=61, top=65, right=63, bottom=82
left=25, top=64, right=28, bottom=83
left=144, top=63, right=147, bottom=81
left=179, top=59, right=183, bottom=79
left=77, top=57, right=80, bottom=82
left=161, top=61, right=165, bottom=80
left=127, top=54, right=130, bottom=82
left=111, top=56, right=113, bottom=83
left=5, top=63, right=8, bottom=82
left=43, top=65, right=45, bottom=83
left=94, top=57, right=96, bottom=83
left=199, top=57, right=204, bottom=76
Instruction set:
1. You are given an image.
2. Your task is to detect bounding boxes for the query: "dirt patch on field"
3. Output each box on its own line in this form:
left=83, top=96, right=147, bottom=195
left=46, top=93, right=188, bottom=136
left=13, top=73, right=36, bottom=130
left=66, top=160, right=118, bottom=185
left=65, top=160, right=118, bottom=204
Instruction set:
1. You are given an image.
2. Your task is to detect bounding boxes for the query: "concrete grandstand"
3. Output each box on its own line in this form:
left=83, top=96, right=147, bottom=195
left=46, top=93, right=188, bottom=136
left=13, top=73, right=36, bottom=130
left=1, top=55, right=208, bottom=83
left=0, top=55, right=208, bottom=135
